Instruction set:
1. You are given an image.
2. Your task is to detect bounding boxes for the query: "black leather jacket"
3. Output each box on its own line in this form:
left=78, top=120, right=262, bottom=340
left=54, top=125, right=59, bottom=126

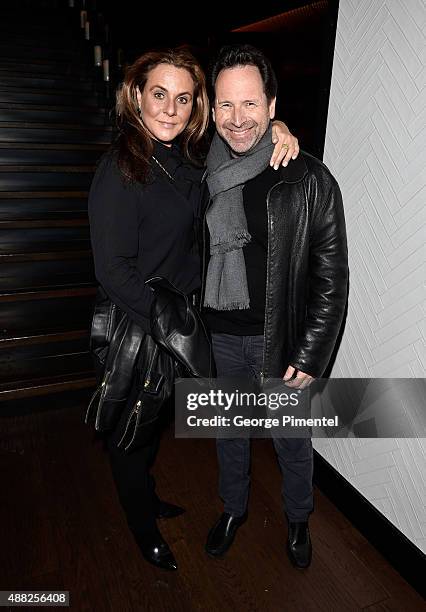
left=201, top=150, right=348, bottom=379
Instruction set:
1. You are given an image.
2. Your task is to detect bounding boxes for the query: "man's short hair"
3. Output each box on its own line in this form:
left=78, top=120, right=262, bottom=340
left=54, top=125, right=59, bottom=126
left=210, top=44, right=278, bottom=102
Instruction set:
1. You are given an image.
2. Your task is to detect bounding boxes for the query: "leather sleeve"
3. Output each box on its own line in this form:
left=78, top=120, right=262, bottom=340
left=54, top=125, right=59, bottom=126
left=289, top=174, right=348, bottom=377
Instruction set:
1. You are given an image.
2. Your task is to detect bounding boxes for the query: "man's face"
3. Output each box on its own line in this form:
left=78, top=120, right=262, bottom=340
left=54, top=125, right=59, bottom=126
left=212, top=65, right=276, bottom=154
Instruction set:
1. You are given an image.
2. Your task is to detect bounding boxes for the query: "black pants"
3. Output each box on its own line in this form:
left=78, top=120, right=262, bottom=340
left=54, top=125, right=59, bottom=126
left=104, top=381, right=162, bottom=538
left=212, top=333, right=314, bottom=522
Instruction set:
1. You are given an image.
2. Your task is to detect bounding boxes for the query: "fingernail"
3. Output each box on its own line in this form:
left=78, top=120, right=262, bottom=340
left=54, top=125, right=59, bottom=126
left=270, top=161, right=274, bottom=166
left=274, top=164, right=279, bottom=170
left=292, top=155, right=297, bottom=159
left=283, top=161, right=288, bottom=167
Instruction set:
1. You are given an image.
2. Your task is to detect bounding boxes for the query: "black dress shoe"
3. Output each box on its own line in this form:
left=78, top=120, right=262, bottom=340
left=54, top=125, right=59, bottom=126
left=133, top=532, right=178, bottom=571
left=156, top=500, right=186, bottom=520
left=205, top=512, right=247, bottom=558
left=287, top=521, right=312, bottom=568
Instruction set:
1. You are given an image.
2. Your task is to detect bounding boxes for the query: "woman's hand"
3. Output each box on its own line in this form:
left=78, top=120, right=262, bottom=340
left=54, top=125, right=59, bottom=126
left=270, top=121, right=299, bottom=170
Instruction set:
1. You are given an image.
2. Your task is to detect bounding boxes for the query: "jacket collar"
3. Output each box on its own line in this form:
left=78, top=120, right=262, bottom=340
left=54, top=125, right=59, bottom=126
left=277, top=151, right=308, bottom=184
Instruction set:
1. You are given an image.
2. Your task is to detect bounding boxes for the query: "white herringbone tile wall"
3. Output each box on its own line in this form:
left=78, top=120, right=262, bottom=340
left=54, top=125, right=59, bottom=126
left=316, top=0, right=426, bottom=553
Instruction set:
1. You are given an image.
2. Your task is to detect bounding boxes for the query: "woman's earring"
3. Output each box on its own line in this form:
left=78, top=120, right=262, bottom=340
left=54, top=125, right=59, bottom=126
left=137, top=106, right=141, bottom=116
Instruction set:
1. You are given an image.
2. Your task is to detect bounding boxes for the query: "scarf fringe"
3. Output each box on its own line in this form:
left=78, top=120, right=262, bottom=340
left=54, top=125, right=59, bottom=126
left=210, top=230, right=251, bottom=255
left=203, top=300, right=250, bottom=311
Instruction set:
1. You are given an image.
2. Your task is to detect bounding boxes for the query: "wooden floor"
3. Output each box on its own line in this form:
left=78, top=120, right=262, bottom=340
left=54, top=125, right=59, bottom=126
left=0, top=402, right=424, bottom=612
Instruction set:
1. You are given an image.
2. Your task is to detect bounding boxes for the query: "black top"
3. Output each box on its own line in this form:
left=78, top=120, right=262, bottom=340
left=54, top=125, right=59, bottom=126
left=204, top=165, right=278, bottom=335
left=88, top=140, right=204, bottom=332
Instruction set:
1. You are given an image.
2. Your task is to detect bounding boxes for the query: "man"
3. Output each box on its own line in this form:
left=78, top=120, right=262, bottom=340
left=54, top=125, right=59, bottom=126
left=202, top=44, right=348, bottom=568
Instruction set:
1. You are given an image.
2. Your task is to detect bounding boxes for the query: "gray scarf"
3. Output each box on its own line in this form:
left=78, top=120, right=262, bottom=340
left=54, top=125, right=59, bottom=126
left=204, top=125, right=274, bottom=310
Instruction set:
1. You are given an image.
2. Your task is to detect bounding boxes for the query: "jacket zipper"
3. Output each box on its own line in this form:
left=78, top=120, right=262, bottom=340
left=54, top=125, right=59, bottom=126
left=125, top=399, right=142, bottom=451
left=119, top=344, right=159, bottom=449
left=260, top=192, right=271, bottom=385
left=117, top=399, right=142, bottom=448
left=260, top=181, right=284, bottom=384
left=94, top=370, right=111, bottom=430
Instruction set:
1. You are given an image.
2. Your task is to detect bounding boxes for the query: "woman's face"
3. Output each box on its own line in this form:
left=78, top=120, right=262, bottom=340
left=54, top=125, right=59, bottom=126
left=137, top=63, right=195, bottom=145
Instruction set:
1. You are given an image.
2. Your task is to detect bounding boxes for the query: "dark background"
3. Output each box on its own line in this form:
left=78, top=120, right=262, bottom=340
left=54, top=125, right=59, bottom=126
left=93, top=0, right=339, bottom=158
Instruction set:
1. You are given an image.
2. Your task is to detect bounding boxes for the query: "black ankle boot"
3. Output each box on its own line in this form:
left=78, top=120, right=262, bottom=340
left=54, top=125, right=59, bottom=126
left=205, top=512, right=247, bottom=558
left=287, top=521, right=312, bottom=568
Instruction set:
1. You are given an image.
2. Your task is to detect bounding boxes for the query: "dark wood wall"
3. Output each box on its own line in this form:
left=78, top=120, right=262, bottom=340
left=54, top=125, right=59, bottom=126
left=106, top=0, right=339, bottom=158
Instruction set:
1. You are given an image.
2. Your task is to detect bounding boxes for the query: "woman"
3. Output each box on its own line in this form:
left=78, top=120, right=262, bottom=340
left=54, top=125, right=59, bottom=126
left=88, top=47, right=299, bottom=571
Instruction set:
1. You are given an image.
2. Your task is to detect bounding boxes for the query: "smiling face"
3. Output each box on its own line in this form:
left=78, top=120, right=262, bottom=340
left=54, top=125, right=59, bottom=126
left=212, top=64, right=276, bottom=154
left=136, top=63, right=195, bottom=145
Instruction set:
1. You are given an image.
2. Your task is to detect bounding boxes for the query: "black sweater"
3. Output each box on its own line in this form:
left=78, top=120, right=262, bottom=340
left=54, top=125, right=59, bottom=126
left=88, top=141, right=203, bottom=332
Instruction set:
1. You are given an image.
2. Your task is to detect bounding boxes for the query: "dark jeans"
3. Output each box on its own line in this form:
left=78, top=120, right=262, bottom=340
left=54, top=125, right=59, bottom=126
left=212, top=332, right=314, bottom=522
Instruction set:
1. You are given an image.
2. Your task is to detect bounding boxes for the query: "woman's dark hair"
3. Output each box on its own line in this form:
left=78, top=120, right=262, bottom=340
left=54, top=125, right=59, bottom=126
left=210, top=44, right=278, bottom=102
left=115, top=47, right=209, bottom=183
